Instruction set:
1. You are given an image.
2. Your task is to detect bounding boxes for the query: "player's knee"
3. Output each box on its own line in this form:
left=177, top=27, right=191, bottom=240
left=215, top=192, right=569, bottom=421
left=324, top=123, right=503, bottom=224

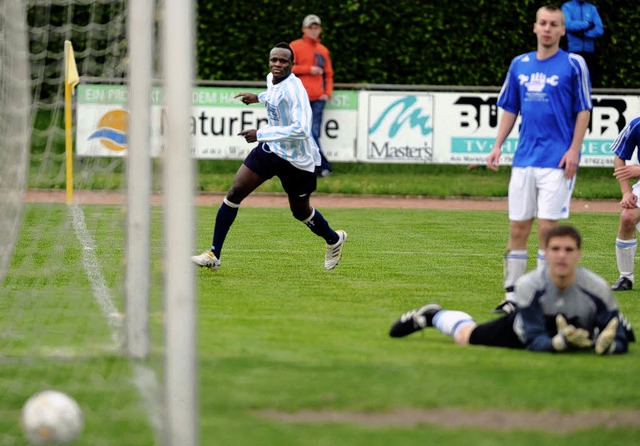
left=290, top=207, right=311, bottom=221
left=453, top=323, right=476, bottom=345
left=619, top=210, right=639, bottom=231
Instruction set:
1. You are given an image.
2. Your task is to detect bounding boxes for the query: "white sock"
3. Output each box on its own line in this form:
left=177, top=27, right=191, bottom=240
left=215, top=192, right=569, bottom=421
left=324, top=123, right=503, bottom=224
left=536, top=249, right=546, bottom=270
left=615, top=238, right=636, bottom=282
left=433, top=310, right=475, bottom=338
left=504, top=250, right=527, bottom=299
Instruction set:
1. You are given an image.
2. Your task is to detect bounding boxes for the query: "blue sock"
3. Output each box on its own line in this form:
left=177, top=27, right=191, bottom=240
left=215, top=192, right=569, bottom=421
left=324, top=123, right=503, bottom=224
left=211, top=199, right=239, bottom=258
left=303, top=208, right=338, bottom=244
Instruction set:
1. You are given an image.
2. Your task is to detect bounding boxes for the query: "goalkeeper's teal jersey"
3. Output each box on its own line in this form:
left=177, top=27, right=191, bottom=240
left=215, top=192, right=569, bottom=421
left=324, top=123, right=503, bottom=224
left=512, top=267, right=629, bottom=353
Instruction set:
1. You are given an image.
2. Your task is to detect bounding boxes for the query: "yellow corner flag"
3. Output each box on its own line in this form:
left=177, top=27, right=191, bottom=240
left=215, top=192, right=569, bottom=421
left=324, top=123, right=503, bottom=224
left=64, top=41, right=78, bottom=204
left=64, top=40, right=79, bottom=91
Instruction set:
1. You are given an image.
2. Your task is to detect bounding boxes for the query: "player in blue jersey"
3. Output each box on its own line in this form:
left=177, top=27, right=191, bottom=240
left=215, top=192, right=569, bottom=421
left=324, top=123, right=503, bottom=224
left=390, top=225, right=634, bottom=355
left=610, top=115, right=640, bottom=291
left=192, top=43, right=346, bottom=271
left=486, top=5, right=592, bottom=313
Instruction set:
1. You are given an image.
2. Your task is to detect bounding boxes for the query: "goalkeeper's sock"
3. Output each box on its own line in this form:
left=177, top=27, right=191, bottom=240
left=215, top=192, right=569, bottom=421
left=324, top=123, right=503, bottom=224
left=211, top=198, right=240, bottom=258
left=432, top=310, right=475, bottom=338
left=615, top=238, right=636, bottom=281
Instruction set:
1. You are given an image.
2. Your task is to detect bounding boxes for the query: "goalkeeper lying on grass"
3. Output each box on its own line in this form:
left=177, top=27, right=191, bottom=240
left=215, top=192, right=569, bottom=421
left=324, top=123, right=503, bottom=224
left=390, top=225, right=634, bottom=354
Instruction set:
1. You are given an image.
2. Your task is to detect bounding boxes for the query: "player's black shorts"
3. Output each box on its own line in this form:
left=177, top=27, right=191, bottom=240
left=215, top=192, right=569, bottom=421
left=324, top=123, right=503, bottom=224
left=468, top=313, right=525, bottom=349
left=244, top=143, right=317, bottom=198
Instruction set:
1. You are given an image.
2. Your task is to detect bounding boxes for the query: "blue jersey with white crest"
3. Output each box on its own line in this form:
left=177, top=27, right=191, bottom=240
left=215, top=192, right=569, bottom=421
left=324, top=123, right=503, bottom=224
left=497, top=49, right=592, bottom=168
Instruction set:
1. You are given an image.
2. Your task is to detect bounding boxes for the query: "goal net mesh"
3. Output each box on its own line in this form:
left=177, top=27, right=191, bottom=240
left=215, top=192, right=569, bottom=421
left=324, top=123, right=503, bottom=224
left=1, top=1, right=165, bottom=444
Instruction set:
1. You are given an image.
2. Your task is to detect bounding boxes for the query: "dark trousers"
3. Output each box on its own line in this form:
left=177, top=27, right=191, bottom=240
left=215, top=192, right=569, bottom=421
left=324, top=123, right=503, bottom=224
left=310, top=100, right=332, bottom=173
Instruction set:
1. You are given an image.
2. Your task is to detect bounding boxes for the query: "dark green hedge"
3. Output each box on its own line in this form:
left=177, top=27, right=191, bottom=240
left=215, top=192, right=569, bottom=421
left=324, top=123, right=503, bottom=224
left=27, top=1, right=640, bottom=90
left=197, top=0, right=640, bottom=88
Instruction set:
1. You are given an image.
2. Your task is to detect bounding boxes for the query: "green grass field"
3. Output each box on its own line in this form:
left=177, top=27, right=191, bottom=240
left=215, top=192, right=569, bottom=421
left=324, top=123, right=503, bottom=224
left=2, top=203, right=640, bottom=445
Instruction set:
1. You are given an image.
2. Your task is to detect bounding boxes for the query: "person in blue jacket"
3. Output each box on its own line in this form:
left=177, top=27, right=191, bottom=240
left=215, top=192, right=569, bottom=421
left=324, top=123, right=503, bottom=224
left=562, top=0, right=604, bottom=85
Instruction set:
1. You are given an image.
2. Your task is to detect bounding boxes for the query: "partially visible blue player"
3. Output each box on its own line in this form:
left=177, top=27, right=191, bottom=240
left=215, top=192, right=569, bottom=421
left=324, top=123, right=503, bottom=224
left=610, top=114, right=640, bottom=291
left=390, top=225, right=634, bottom=355
left=486, top=5, right=592, bottom=313
left=191, top=43, right=346, bottom=271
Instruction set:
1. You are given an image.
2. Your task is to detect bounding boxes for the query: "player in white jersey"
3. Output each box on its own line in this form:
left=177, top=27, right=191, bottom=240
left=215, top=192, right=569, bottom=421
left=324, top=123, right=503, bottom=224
left=486, top=5, right=592, bottom=313
left=610, top=114, right=640, bottom=291
left=389, top=226, right=634, bottom=355
left=192, top=43, right=346, bottom=271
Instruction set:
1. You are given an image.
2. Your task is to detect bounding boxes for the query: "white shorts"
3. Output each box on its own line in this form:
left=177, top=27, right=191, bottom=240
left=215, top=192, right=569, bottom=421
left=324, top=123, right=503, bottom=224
left=508, top=167, right=575, bottom=221
left=632, top=181, right=640, bottom=205
left=631, top=182, right=640, bottom=233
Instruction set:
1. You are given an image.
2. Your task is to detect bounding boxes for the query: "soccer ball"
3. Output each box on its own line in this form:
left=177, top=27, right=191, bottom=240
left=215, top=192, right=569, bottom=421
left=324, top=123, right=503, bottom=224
left=20, top=390, right=83, bottom=445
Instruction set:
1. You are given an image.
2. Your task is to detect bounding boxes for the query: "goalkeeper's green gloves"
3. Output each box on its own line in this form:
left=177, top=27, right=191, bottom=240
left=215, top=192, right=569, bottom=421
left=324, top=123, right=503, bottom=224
left=595, top=317, right=618, bottom=355
left=552, top=314, right=593, bottom=351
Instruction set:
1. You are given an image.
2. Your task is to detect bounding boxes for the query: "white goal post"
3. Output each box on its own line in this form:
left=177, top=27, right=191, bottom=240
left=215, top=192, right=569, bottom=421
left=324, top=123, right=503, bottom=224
left=0, top=2, right=30, bottom=284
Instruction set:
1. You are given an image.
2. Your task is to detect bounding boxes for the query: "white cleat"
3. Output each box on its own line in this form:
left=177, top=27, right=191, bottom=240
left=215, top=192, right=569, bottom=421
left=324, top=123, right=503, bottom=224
left=324, top=230, right=347, bottom=270
left=191, top=251, right=221, bottom=271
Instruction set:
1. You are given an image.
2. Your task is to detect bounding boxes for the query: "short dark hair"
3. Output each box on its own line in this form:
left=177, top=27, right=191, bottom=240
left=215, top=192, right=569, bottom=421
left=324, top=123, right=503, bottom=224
left=273, top=42, right=294, bottom=63
left=537, top=4, right=565, bottom=25
left=544, top=225, right=582, bottom=249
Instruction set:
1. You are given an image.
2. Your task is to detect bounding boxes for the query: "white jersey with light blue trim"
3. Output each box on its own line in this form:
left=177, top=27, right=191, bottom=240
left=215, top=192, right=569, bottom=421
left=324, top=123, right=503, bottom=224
left=611, top=113, right=640, bottom=162
left=497, top=49, right=592, bottom=168
left=256, top=72, right=320, bottom=172
left=511, top=267, right=630, bottom=353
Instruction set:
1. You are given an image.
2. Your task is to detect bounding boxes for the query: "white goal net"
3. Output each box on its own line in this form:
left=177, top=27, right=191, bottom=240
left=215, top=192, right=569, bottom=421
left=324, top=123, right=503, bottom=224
left=0, top=1, right=197, bottom=444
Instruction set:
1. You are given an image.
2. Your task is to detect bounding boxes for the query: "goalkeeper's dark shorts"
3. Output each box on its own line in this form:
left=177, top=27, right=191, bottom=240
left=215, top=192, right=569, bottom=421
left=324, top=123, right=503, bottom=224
left=469, top=313, right=525, bottom=349
left=244, top=143, right=317, bottom=199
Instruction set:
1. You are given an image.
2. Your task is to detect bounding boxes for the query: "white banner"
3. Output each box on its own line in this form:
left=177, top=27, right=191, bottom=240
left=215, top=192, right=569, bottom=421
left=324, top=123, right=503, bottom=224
left=76, top=84, right=639, bottom=167
left=76, top=84, right=358, bottom=160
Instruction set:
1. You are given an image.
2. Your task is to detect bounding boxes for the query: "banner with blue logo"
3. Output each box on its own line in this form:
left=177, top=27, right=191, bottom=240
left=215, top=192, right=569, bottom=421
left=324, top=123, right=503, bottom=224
left=75, top=84, right=639, bottom=167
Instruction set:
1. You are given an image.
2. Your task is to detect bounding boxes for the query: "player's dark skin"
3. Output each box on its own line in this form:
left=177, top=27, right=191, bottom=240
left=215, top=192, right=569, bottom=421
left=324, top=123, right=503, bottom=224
left=228, top=47, right=313, bottom=221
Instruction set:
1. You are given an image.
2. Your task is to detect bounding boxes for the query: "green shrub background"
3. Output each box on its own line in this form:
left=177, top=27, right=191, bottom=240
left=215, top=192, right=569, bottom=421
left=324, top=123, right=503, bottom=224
left=197, top=1, right=639, bottom=88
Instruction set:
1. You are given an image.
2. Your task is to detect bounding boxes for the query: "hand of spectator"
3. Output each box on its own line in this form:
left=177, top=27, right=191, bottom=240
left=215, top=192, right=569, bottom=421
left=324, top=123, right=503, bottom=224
left=310, top=66, right=324, bottom=75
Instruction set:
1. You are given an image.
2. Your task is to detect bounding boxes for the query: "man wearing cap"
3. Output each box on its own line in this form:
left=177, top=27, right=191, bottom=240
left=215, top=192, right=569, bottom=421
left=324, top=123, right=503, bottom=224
left=290, top=14, right=334, bottom=178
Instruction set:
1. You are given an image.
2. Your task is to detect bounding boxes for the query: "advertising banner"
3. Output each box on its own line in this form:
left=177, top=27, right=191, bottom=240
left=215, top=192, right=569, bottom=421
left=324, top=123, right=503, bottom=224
left=356, top=92, right=434, bottom=163
left=75, top=84, right=358, bottom=160
left=433, top=92, right=639, bottom=167
left=76, top=84, right=639, bottom=167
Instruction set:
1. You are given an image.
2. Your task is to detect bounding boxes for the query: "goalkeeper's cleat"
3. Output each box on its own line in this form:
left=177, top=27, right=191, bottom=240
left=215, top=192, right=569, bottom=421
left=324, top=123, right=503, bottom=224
left=389, top=303, right=442, bottom=338
left=324, top=230, right=347, bottom=270
left=611, top=276, right=633, bottom=291
left=191, top=251, right=220, bottom=271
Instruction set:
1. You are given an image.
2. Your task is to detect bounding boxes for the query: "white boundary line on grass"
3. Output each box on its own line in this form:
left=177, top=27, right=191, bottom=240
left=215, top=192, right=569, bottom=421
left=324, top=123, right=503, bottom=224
left=70, top=204, right=163, bottom=441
